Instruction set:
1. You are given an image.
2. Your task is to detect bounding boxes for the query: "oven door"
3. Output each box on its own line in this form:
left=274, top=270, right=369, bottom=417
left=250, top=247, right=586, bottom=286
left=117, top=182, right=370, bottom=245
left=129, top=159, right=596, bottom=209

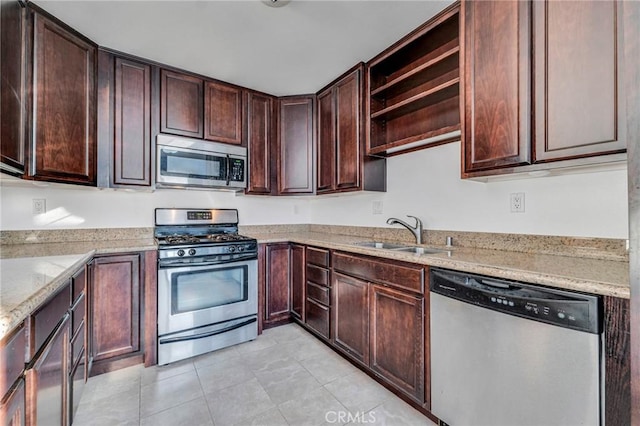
left=157, top=259, right=257, bottom=335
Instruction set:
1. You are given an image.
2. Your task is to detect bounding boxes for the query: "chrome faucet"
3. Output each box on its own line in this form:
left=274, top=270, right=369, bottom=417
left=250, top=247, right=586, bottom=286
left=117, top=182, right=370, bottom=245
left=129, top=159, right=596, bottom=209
left=386, top=215, right=423, bottom=245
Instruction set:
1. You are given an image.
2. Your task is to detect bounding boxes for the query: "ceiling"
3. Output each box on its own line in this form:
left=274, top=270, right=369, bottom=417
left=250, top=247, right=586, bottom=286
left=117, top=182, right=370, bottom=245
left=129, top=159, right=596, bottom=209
left=34, top=0, right=453, bottom=96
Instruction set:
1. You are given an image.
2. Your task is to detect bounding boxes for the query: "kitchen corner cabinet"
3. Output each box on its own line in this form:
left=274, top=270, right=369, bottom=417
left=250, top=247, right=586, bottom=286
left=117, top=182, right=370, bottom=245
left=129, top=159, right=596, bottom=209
left=90, top=253, right=142, bottom=372
left=462, top=0, right=626, bottom=176
left=290, top=244, right=306, bottom=321
left=29, top=10, right=97, bottom=185
left=204, top=81, right=243, bottom=145
left=97, top=50, right=155, bottom=188
left=317, top=64, right=386, bottom=194
left=160, top=69, right=204, bottom=138
left=277, top=96, right=315, bottom=195
left=260, top=243, right=292, bottom=329
left=367, top=4, right=460, bottom=156
left=246, top=91, right=276, bottom=195
left=0, top=0, right=27, bottom=175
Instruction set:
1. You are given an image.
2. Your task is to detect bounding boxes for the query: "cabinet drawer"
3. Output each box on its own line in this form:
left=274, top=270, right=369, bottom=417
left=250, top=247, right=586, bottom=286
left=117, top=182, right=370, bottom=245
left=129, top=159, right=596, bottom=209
left=306, top=247, right=330, bottom=268
left=71, top=321, right=85, bottom=368
left=30, top=281, right=71, bottom=358
left=1, top=323, right=26, bottom=397
left=306, top=264, right=329, bottom=287
left=306, top=282, right=330, bottom=306
left=333, top=252, right=424, bottom=294
left=72, top=294, right=85, bottom=337
left=71, top=266, right=86, bottom=304
left=305, top=298, right=330, bottom=340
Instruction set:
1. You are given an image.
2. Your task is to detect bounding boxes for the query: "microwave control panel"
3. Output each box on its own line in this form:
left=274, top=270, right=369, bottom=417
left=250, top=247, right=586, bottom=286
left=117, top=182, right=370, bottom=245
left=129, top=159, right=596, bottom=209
left=229, top=158, right=245, bottom=182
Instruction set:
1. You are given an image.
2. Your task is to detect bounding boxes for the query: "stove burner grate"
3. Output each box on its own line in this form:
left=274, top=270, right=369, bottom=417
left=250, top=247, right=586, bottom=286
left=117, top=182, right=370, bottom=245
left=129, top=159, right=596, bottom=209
left=165, top=235, right=201, bottom=245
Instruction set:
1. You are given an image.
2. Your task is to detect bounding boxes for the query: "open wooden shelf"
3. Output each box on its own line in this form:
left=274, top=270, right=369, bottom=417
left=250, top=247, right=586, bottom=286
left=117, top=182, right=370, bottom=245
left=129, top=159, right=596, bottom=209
left=366, top=3, right=460, bottom=156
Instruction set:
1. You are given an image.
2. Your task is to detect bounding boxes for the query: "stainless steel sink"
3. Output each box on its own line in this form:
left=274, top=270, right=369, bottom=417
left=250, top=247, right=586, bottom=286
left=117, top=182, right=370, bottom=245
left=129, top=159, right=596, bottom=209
left=391, top=246, right=447, bottom=255
left=353, top=241, right=447, bottom=255
left=353, top=241, right=409, bottom=250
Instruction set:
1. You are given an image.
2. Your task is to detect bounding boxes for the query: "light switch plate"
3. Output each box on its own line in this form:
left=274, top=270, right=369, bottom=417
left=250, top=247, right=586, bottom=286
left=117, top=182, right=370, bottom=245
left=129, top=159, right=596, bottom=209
left=372, top=200, right=383, bottom=215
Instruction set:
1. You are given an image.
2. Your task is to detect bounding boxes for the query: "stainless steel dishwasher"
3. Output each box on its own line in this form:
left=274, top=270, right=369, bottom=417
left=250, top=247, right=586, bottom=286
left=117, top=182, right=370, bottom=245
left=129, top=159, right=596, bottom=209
left=430, top=268, right=602, bottom=426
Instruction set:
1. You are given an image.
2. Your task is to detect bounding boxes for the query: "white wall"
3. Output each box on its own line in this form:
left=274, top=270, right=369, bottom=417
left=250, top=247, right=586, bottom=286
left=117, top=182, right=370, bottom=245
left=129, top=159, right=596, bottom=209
left=309, top=142, right=629, bottom=239
left=0, top=183, right=311, bottom=230
left=0, top=141, right=629, bottom=238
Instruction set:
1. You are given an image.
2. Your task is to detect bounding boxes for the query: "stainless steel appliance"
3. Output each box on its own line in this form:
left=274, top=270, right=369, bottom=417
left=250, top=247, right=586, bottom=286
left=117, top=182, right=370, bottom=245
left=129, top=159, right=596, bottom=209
left=155, top=208, right=257, bottom=365
left=156, top=134, right=247, bottom=190
left=430, top=268, right=602, bottom=426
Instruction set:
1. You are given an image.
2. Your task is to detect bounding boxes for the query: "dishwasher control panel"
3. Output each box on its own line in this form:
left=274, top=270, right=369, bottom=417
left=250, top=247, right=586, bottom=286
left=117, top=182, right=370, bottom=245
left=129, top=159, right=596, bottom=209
left=430, top=268, right=601, bottom=334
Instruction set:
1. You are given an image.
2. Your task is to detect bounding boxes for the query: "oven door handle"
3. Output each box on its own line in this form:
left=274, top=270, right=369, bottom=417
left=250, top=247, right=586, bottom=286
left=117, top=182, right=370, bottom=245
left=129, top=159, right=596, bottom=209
left=158, top=256, right=257, bottom=269
left=158, top=317, right=257, bottom=345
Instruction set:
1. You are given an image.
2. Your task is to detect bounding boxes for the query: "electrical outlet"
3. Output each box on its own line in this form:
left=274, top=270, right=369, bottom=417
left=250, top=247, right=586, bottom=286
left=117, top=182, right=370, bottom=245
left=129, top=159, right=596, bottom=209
left=33, top=199, right=46, bottom=215
left=510, top=193, right=525, bottom=213
left=372, top=200, right=383, bottom=215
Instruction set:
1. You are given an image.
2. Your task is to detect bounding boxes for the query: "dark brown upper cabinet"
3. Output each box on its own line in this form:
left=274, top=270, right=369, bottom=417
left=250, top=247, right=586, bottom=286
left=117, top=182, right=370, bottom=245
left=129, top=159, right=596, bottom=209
left=277, top=96, right=315, bottom=195
left=0, top=0, right=27, bottom=176
left=532, top=0, right=625, bottom=163
left=245, top=91, right=276, bottom=195
left=317, top=64, right=386, bottom=194
left=160, top=69, right=204, bottom=139
left=462, top=0, right=531, bottom=173
left=97, top=50, right=154, bottom=188
left=30, top=10, right=97, bottom=185
left=204, top=81, right=243, bottom=145
left=462, top=0, right=627, bottom=177
left=367, top=4, right=460, bottom=156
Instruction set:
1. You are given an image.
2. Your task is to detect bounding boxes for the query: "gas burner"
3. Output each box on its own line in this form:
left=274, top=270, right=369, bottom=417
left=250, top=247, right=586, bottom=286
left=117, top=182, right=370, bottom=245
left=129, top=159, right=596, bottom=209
left=165, top=235, right=200, bottom=245
left=206, top=234, right=251, bottom=243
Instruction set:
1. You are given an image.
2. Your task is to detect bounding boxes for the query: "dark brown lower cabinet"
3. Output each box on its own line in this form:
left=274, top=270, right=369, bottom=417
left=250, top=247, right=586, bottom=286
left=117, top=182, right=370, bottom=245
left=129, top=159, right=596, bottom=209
left=0, top=379, right=25, bottom=426
left=305, top=298, right=330, bottom=340
left=90, top=253, right=142, bottom=371
left=333, top=272, right=369, bottom=365
left=26, top=315, right=70, bottom=426
left=290, top=244, right=305, bottom=321
left=69, top=348, right=86, bottom=422
left=369, top=284, right=425, bottom=404
left=604, top=296, right=631, bottom=426
left=261, top=244, right=291, bottom=329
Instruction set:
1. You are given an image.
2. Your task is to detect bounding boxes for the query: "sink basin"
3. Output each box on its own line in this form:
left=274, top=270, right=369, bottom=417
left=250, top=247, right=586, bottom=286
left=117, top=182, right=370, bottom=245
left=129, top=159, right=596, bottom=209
left=354, top=241, right=409, bottom=250
left=391, top=246, right=447, bottom=255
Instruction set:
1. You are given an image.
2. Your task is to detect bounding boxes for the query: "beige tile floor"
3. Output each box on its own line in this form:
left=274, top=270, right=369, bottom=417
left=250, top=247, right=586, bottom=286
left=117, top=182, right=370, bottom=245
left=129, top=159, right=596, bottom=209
left=74, top=323, right=435, bottom=426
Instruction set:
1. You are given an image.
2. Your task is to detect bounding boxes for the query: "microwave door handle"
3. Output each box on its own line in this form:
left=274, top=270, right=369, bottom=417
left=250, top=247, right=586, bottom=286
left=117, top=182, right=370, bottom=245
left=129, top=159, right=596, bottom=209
left=225, top=154, right=231, bottom=186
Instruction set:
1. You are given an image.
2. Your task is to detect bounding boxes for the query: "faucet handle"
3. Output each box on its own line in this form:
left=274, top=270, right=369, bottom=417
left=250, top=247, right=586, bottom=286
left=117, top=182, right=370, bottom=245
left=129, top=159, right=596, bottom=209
left=406, top=215, right=422, bottom=228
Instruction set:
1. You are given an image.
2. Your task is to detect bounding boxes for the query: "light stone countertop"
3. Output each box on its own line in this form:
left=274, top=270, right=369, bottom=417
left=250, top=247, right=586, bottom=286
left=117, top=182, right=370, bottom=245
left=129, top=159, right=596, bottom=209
left=243, top=231, right=630, bottom=299
left=0, top=238, right=157, bottom=339
left=0, top=231, right=629, bottom=339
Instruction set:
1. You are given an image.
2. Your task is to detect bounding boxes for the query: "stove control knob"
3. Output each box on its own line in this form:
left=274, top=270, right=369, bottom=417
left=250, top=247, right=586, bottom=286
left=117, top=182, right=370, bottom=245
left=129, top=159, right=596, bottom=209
left=238, top=245, right=245, bottom=252
left=228, top=246, right=236, bottom=253
left=177, top=249, right=185, bottom=257
left=188, top=249, right=196, bottom=256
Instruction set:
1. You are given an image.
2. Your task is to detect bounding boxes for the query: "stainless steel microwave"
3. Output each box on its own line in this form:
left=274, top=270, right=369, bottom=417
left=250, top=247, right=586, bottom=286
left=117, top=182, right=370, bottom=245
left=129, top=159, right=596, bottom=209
left=156, top=135, right=247, bottom=190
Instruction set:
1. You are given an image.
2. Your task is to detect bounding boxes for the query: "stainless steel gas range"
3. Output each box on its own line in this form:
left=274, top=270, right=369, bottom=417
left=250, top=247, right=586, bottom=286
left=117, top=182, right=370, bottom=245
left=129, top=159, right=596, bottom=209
left=154, top=208, right=258, bottom=365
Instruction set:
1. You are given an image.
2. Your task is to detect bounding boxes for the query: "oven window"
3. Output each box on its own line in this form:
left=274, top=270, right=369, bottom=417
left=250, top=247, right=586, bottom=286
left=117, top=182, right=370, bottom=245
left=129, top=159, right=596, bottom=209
left=171, top=265, right=248, bottom=314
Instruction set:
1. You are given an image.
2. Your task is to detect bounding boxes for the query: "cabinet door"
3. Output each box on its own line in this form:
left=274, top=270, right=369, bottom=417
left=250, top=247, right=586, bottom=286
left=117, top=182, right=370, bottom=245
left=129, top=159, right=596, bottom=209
left=316, top=88, right=335, bottom=193
left=462, top=0, right=531, bottom=173
left=369, top=284, right=424, bottom=403
left=278, top=96, right=314, bottom=194
left=290, top=244, right=305, bottom=320
left=90, top=254, right=141, bottom=361
left=246, top=92, right=275, bottom=195
left=31, top=12, right=96, bottom=184
left=25, top=315, right=69, bottom=426
left=204, top=81, right=243, bottom=145
left=603, top=296, right=630, bottom=426
left=160, top=69, right=203, bottom=138
left=0, top=379, right=25, bottom=426
left=333, top=272, right=369, bottom=365
left=533, top=0, right=625, bottom=162
left=113, top=57, right=152, bottom=186
left=0, top=0, right=27, bottom=174
left=264, top=244, right=291, bottom=326
left=334, top=68, right=361, bottom=191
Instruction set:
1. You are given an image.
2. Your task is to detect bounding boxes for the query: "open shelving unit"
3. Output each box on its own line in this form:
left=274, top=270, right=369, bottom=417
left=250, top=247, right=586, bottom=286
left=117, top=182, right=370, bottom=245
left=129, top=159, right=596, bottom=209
left=367, top=3, right=460, bottom=156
